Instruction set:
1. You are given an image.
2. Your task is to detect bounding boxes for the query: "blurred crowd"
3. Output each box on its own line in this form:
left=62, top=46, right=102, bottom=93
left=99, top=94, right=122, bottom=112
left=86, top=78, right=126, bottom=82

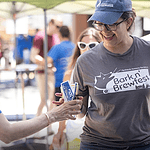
left=0, top=15, right=96, bottom=150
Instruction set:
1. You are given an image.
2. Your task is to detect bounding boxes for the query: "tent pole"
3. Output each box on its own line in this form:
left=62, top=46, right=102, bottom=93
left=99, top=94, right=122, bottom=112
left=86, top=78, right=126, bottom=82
left=43, top=8, right=49, bottom=150
left=12, top=1, right=17, bottom=66
left=12, top=1, right=19, bottom=122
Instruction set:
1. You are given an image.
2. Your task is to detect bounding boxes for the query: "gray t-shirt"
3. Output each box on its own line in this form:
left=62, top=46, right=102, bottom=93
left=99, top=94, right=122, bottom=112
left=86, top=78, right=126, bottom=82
left=72, top=36, right=150, bottom=148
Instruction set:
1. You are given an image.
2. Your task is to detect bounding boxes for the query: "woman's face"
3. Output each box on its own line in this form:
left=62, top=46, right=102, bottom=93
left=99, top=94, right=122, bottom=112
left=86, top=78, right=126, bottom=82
left=80, top=35, right=98, bottom=55
left=48, top=20, right=63, bottom=35
left=97, top=18, right=130, bottom=51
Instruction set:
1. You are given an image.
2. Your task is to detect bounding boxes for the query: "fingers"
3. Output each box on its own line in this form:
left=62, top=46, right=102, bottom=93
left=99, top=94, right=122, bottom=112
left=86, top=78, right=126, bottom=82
left=69, top=110, right=81, bottom=115
left=62, top=99, right=83, bottom=112
left=66, top=111, right=81, bottom=120
left=74, top=96, right=83, bottom=100
left=52, top=98, right=64, bottom=105
left=68, top=99, right=83, bottom=106
left=53, top=97, right=83, bottom=106
left=55, top=93, right=83, bottom=101
left=78, top=96, right=83, bottom=100
left=58, top=109, right=81, bottom=121
left=69, top=104, right=82, bottom=110
left=64, top=113, right=77, bottom=120
left=53, top=93, right=64, bottom=105
left=55, top=93, right=63, bottom=97
left=67, top=115, right=76, bottom=120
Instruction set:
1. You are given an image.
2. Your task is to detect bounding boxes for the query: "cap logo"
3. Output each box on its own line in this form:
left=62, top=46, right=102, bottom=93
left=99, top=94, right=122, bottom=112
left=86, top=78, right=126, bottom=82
left=100, top=3, right=113, bottom=7
left=97, top=0, right=101, bottom=7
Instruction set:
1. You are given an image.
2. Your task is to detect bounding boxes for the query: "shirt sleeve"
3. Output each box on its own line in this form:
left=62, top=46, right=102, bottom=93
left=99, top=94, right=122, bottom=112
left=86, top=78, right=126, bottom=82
left=72, top=60, right=89, bottom=113
left=72, top=59, right=89, bottom=97
left=0, top=110, right=2, bottom=113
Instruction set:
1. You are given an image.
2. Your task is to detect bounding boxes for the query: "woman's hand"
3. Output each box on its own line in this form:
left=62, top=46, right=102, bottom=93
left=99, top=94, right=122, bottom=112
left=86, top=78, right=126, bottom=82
left=52, top=93, right=64, bottom=105
left=47, top=95, right=83, bottom=123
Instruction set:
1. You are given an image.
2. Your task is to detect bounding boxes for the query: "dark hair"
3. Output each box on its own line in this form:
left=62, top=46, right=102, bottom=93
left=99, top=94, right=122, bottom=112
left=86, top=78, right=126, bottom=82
left=36, top=28, right=39, bottom=33
left=68, top=27, right=101, bottom=70
left=121, top=10, right=136, bottom=32
left=59, top=26, right=70, bottom=39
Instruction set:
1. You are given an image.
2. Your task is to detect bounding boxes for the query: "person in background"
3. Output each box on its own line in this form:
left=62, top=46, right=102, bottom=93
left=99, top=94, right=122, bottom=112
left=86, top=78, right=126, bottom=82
left=47, top=25, right=75, bottom=102
left=35, top=28, right=39, bottom=35
left=30, top=16, right=63, bottom=136
left=30, top=16, right=63, bottom=120
left=67, top=0, right=150, bottom=149
left=14, top=34, right=36, bottom=86
left=0, top=98, right=82, bottom=144
left=51, top=27, right=101, bottom=150
left=14, top=34, right=34, bottom=65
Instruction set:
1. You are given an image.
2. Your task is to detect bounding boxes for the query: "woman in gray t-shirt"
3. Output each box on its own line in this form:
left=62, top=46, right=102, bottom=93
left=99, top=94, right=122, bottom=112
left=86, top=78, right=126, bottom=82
left=72, top=0, right=150, bottom=150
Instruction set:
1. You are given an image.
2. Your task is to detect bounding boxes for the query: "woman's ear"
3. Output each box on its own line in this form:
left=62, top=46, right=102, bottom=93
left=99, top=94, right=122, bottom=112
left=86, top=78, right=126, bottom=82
left=126, top=17, right=133, bottom=30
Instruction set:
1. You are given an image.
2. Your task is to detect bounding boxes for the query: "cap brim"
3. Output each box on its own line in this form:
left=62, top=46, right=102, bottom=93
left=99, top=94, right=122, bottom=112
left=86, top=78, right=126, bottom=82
left=88, top=11, right=123, bottom=24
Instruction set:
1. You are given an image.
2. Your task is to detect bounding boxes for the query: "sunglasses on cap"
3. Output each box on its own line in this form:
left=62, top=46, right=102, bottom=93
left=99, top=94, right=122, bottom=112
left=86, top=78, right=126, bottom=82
left=55, top=25, right=61, bottom=29
left=77, top=42, right=99, bottom=50
left=53, top=22, right=61, bottom=29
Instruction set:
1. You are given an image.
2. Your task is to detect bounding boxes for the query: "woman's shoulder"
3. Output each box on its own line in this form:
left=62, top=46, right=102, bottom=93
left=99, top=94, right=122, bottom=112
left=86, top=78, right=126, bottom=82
left=132, top=35, right=150, bottom=46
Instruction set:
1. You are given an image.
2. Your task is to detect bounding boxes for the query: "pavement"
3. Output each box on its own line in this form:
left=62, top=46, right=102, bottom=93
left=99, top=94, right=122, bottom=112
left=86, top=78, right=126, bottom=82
left=0, top=70, right=59, bottom=149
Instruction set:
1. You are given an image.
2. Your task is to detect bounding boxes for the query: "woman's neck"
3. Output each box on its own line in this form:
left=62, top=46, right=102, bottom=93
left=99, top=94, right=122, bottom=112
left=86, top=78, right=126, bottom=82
left=104, top=36, right=133, bottom=55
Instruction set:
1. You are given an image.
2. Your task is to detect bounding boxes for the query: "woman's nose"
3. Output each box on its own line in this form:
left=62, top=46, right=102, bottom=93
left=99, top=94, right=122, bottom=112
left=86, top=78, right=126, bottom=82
left=103, top=25, right=111, bottom=32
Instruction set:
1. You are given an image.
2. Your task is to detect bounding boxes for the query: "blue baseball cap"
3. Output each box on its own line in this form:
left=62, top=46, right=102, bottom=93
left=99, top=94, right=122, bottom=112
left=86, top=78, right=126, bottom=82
left=88, top=0, right=132, bottom=24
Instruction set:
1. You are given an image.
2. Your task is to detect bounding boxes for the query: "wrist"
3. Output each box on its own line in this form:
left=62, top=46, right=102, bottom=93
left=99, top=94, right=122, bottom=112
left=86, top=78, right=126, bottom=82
left=44, top=113, right=50, bottom=126
left=44, top=112, right=56, bottom=126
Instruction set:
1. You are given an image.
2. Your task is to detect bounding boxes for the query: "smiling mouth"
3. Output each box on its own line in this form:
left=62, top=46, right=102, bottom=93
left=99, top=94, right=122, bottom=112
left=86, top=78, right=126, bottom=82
left=104, top=34, right=115, bottom=40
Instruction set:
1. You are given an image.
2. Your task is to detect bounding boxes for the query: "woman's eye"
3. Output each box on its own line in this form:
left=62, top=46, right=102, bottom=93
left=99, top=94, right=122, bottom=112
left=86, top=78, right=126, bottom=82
left=108, top=24, right=115, bottom=27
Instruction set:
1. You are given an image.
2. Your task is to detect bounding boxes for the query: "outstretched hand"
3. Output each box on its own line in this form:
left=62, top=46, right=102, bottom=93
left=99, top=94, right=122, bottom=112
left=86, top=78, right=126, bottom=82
left=53, top=93, right=83, bottom=105
left=48, top=94, right=83, bottom=123
left=52, top=93, right=64, bottom=105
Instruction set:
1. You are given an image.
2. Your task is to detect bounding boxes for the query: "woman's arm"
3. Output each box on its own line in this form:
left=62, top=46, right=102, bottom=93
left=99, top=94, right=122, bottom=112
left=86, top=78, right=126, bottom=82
left=76, top=94, right=89, bottom=119
left=30, top=47, right=42, bottom=65
left=0, top=99, right=82, bottom=144
left=0, top=113, right=48, bottom=144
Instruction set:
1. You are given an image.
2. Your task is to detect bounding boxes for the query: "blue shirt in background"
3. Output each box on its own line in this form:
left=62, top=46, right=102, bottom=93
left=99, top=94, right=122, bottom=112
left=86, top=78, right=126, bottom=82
left=13, top=35, right=34, bottom=62
left=48, top=41, right=75, bottom=87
